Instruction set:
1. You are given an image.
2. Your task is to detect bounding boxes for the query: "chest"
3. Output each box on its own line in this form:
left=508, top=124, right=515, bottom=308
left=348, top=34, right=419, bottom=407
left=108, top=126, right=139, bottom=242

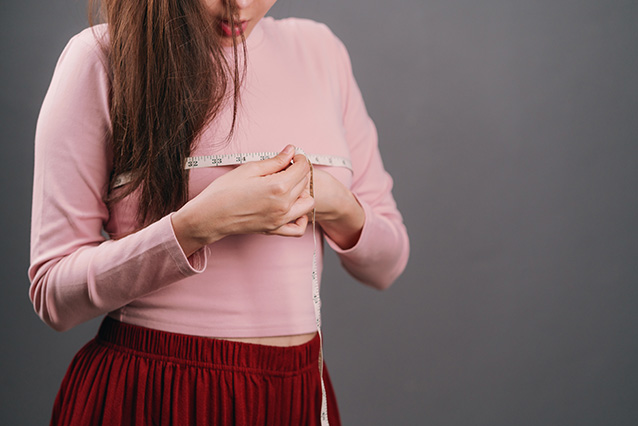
left=188, top=49, right=353, bottom=197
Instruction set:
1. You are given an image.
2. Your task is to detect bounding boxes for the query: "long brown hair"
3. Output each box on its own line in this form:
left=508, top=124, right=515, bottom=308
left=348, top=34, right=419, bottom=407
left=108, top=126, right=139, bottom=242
left=90, top=0, right=245, bottom=227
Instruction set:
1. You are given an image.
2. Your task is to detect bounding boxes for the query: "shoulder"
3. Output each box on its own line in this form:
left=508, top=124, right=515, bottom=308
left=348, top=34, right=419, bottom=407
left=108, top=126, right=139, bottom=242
left=68, top=24, right=109, bottom=48
left=259, top=17, right=352, bottom=75
left=262, top=17, right=334, bottom=38
left=41, top=25, right=111, bottom=122
left=55, top=24, right=109, bottom=73
left=260, top=16, right=347, bottom=54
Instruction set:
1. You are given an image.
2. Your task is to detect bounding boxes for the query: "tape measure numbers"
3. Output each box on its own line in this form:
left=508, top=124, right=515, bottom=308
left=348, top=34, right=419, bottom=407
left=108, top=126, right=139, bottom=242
left=113, top=149, right=351, bottom=188
left=308, top=159, right=329, bottom=425
left=186, top=150, right=351, bottom=170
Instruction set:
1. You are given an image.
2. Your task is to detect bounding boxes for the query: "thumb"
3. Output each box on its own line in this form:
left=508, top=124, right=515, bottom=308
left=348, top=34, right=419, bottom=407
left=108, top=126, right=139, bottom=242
left=254, top=145, right=296, bottom=176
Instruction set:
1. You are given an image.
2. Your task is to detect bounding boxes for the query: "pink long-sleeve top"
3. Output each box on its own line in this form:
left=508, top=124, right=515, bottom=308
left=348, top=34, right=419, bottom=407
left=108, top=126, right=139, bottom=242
left=29, top=17, right=409, bottom=336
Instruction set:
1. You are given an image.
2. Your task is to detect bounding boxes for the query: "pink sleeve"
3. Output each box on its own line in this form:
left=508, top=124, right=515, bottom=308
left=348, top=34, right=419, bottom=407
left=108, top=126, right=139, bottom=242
left=28, top=30, right=207, bottom=332
left=323, top=33, right=410, bottom=290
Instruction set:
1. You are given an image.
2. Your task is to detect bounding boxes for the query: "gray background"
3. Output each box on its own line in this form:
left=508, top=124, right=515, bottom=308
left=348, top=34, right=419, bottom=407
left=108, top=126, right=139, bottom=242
left=1, top=0, right=637, bottom=425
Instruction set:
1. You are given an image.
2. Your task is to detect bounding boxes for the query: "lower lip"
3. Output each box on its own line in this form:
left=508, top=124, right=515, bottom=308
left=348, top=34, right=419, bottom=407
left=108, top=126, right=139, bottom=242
left=220, top=20, right=248, bottom=37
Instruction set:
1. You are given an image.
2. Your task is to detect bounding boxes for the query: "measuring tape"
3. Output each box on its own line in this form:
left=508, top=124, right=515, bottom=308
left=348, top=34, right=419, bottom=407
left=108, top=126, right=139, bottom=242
left=113, top=148, right=343, bottom=424
left=112, top=149, right=351, bottom=188
left=307, top=159, right=329, bottom=426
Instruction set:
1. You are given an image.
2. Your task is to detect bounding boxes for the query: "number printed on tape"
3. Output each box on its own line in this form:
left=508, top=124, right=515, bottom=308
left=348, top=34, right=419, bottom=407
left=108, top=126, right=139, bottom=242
left=113, top=149, right=351, bottom=188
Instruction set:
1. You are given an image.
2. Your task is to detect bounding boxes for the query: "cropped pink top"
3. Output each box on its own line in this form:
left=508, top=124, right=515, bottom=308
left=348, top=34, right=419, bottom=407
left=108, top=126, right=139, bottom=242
left=29, top=17, right=409, bottom=336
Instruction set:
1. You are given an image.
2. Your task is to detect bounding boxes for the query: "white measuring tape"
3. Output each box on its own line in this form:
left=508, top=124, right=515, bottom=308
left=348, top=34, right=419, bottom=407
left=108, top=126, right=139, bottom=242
left=112, top=149, right=351, bottom=188
left=114, top=148, right=345, bottom=424
left=307, top=160, right=329, bottom=426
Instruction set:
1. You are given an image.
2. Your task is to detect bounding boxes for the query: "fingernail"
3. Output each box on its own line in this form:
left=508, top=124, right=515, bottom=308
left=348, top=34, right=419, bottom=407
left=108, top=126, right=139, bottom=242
left=283, top=145, right=295, bottom=155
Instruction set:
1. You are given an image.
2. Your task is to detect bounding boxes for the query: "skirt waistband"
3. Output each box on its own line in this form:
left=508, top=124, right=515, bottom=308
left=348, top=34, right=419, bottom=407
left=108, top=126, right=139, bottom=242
left=97, top=316, right=320, bottom=375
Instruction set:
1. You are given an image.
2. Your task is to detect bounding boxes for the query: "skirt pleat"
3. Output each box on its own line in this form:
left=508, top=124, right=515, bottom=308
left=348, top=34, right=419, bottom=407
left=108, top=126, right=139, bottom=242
left=50, top=317, right=341, bottom=426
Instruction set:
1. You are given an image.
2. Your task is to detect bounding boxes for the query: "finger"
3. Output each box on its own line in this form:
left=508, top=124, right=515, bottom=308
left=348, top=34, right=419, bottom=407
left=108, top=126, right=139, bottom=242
left=284, top=191, right=315, bottom=223
left=275, top=153, right=311, bottom=187
left=286, top=171, right=311, bottom=202
left=269, top=215, right=309, bottom=237
left=259, top=154, right=309, bottom=198
left=291, top=152, right=309, bottom=165
left=253, top=145, right=296, bottom=176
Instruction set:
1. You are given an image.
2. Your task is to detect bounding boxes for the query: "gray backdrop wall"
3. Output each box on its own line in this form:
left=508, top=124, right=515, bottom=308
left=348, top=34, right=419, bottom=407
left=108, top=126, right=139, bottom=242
left=2, top=1, right=637, bottom=425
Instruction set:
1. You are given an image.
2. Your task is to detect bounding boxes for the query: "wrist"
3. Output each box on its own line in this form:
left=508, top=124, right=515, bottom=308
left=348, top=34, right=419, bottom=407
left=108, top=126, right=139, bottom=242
left=319, top=191, right=365, bottom=250
left=171, top=205, right=222, bottom=257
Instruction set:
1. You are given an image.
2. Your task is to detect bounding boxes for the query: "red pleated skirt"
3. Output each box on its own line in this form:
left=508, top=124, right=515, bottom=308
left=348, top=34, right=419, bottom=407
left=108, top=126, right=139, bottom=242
left=51, top=317, right=341, bottom=425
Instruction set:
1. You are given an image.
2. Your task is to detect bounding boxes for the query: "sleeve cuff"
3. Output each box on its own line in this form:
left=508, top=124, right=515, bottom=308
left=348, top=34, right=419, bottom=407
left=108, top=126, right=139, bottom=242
left=323, top=195, right=373, bottom=258
left=165, top=213, right=208, bottom=275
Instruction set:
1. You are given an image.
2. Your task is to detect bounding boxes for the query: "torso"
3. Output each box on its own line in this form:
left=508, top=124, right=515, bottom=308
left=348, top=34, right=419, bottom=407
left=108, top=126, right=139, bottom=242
left=211, top=332, right=317, bottom=347
left=106, top=18, right=353, bottom=339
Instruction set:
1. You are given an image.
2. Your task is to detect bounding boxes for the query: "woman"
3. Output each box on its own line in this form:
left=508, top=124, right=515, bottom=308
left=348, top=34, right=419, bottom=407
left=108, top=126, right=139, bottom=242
left=29, top=0, right=409, bottom=424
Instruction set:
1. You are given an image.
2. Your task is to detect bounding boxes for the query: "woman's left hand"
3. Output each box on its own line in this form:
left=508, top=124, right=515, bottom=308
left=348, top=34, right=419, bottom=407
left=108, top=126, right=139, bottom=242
left=311, top=168, right=365, bottom=250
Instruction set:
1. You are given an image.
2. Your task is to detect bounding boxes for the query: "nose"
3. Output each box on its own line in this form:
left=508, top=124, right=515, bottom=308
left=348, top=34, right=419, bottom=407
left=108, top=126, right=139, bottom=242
left=235, top=0, right=252, bottom=9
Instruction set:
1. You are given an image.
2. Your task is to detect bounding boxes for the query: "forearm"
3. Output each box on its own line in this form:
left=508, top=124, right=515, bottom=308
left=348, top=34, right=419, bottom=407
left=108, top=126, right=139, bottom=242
left=29, top=215, right=206, bottom=331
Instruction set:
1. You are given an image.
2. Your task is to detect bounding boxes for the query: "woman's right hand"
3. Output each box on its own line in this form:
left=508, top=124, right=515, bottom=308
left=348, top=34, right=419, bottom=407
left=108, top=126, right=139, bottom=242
left=171, top=145, right=315, bottom=257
